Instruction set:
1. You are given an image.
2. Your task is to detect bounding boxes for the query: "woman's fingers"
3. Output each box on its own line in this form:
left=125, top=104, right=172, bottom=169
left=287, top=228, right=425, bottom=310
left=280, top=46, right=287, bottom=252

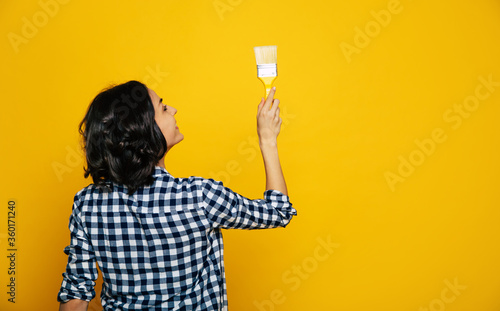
left=270, top=98, right=280, bottom=113
left=257, top=87, right=282, bottom=141
left=257, top=97, right=265, bottom=114
left=264, top=87, right=276, bottom=110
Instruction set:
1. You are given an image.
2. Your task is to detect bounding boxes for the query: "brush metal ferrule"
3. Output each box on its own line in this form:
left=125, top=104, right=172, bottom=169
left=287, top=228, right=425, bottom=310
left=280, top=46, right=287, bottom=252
left=257, top=64, right=277, bottom=77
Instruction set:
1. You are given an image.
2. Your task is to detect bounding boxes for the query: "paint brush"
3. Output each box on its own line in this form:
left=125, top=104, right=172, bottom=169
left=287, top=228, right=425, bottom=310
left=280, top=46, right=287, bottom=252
left=253, top=45, right=277, bottom=98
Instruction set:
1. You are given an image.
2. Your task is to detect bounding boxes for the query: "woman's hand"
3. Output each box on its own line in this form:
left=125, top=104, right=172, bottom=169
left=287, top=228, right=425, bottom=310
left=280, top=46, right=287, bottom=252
left=257, top=87, right=282, bottom=147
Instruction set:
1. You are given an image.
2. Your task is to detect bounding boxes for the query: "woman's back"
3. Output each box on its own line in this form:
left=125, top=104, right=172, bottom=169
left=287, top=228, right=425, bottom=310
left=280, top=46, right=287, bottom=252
left=60, top=166, right=295, bottom=310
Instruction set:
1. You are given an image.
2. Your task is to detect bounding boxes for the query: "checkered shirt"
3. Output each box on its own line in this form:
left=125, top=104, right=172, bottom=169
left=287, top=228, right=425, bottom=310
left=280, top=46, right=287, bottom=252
left=57, top=166, right=296, bottom=310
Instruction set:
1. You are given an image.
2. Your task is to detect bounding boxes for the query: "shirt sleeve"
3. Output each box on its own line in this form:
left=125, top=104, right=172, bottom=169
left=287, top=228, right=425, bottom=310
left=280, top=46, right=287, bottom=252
left=199, top=178, right=297, bottom=229
left=57, top=199, right=98, bottom=303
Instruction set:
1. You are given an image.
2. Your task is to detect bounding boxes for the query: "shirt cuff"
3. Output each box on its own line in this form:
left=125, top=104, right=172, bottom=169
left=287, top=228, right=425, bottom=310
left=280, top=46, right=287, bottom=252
left=264, top=189, right=290, bottom=203
left=263, top=190, right=297, bottom=217
left=57, top=274, right=96, bottom=303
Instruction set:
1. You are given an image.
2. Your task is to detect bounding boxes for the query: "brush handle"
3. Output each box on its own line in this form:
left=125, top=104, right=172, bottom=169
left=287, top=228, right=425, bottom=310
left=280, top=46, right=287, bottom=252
left=259, top=76, right=277, bottom=98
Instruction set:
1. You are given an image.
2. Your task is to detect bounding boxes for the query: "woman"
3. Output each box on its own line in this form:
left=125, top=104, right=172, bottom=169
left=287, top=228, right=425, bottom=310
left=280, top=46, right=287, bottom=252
left=57, top=80, right=296, bottom=310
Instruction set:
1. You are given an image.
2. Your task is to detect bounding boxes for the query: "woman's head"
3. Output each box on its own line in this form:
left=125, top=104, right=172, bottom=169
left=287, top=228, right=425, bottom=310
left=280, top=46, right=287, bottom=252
left=79, top=80, right=182, bottom=194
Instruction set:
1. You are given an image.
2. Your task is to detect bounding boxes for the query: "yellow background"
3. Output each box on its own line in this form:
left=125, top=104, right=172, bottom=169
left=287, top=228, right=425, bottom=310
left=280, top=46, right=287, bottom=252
left=1, top=0, right=500, bottom=310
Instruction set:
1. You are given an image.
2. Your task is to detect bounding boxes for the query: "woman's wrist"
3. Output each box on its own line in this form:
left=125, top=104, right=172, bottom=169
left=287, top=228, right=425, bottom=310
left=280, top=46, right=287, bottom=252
left=259, top=138, right=278, bottom=149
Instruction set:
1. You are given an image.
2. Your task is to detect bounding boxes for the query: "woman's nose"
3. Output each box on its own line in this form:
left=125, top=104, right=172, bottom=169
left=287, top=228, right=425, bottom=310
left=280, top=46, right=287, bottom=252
left=169, top=106, right=177, bottom=115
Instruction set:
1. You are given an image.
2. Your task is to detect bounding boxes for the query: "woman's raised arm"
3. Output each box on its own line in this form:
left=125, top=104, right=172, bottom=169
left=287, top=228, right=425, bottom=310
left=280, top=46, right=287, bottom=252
left=256, top=87, right=288, bottom=196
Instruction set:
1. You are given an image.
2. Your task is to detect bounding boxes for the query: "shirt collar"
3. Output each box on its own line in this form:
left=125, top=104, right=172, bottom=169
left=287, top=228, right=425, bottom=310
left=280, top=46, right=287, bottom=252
left=153, top=166, right=171, bottom=178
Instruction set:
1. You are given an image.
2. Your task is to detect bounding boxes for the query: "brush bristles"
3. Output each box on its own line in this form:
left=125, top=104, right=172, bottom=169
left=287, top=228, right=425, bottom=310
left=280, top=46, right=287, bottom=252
left=254, top=45, right=277, bottom=65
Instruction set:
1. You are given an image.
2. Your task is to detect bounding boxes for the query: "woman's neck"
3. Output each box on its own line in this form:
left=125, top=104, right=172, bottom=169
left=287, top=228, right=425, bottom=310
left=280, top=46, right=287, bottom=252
left=156, top=156, right=166, bottom=168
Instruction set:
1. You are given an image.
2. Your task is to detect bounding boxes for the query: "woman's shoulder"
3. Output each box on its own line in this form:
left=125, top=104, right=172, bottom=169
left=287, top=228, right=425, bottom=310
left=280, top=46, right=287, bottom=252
left=153, top=166, right=224, bottom=188
left=73, top=182, right=109, bottom=202
left=153, top=171, right=233, bottom=201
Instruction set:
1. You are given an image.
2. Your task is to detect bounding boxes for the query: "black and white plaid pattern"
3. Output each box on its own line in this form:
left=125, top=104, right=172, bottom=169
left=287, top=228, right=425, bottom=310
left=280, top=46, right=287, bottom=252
left=57, top=166, right=296, bottom=310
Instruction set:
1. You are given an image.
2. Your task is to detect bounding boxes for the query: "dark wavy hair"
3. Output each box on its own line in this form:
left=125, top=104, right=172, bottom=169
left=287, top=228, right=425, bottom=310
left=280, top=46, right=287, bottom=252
left=79, top=80, right=167, bottom=195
